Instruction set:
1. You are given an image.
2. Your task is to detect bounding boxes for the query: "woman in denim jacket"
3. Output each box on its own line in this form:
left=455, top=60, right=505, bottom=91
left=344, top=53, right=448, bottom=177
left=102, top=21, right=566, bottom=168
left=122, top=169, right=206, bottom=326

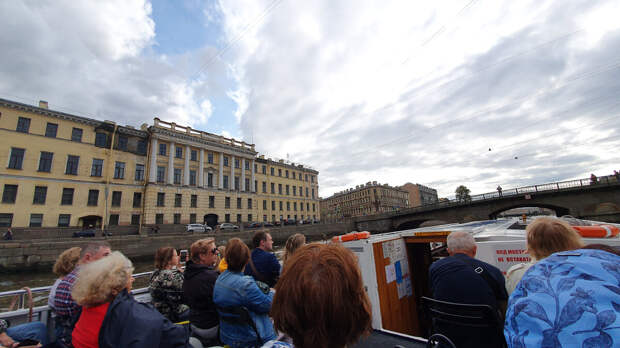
left=213, top=238, right=276, bottom=348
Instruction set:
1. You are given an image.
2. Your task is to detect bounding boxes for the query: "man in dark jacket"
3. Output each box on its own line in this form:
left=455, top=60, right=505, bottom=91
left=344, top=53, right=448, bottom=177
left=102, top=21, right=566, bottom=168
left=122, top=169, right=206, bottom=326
left=244, top=231, right=281, bottom=287
left=429, top=231, right=508, bottom=348
left=99, top=289, right=189, bottom=348
left=182, top=238, right=220, bottom=343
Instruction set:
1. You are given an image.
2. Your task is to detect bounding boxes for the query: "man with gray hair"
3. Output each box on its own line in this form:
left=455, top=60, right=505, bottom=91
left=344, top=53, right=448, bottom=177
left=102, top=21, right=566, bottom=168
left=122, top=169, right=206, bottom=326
left=428, top=231, right=508, bottom=347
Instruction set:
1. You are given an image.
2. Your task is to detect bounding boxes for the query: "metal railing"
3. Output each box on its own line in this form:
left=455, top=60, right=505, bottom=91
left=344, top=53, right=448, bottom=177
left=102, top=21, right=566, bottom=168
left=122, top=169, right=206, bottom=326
left=381, top=175, right=619, bottom=217
left=0, top=271, right=155, bottom=311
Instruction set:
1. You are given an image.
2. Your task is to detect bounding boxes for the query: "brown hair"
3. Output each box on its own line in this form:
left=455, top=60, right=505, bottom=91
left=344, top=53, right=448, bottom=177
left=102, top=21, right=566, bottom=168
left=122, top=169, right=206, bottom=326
left=252, top=231, right=268, bottom=248
left=283, top=233, right=306, bottom=264
left=225, top=238, right=250, bottom=272
left=53, top=247, right=82, bottom=277
left=190, top=238, right=215, bottom=263
left=154, top=246, right=175, bottom=269
left=526, top=217, right=584, bottom=260
left=271, top=243, right=372, bottom=348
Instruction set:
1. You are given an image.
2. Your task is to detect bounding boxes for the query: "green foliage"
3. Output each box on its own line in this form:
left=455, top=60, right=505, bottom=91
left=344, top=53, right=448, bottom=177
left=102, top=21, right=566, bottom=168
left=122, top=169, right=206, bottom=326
left=455, top=185, right=471, bottom=202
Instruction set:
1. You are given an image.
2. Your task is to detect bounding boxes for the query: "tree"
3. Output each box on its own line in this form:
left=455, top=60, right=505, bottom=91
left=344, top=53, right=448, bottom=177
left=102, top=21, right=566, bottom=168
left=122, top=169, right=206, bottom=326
left=455, top=185, right=471, bottom=202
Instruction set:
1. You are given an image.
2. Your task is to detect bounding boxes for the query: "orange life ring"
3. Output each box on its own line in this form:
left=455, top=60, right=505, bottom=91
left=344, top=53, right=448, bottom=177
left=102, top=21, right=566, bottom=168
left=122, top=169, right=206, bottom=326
left=573, top=225, right=620, bottom=238
left=340, top=233, right=356, bottom=242
left=332, top=236, right=340, bottom=243
left=354, top=231, right=370, bottom=240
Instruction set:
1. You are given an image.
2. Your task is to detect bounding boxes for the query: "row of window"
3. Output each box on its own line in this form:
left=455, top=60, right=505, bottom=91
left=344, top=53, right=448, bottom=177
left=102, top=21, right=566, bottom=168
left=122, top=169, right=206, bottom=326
left=14, top=117, right=146, bottom=153
left=8, top=148, right=145, bottom=180
left=261, top=182, right=316, bottom=199
left=258, top=164, right=316, bottom=183
left=0, top=212, right=140, bottom=227
left=1, top=184, right=143, bottom=207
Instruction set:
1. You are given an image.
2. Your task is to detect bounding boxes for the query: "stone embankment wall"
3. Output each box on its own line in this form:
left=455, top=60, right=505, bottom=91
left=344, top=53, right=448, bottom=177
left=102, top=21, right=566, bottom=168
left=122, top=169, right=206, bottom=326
left=0, top=222, right=354, bottom=272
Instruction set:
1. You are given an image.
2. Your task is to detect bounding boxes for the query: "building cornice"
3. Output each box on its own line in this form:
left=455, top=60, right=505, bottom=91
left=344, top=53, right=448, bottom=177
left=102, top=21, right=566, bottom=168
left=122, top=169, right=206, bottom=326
left=150, top=127, right=257, bottom=158
left=0, top=98, right=102, bottom=127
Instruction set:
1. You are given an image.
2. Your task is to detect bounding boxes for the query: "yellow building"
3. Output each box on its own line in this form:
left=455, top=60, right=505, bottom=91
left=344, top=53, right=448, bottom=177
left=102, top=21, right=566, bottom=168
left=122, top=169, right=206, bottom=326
left=320, top=181, right=408, bottom=223
left=0, top=98, right=320, bottom=231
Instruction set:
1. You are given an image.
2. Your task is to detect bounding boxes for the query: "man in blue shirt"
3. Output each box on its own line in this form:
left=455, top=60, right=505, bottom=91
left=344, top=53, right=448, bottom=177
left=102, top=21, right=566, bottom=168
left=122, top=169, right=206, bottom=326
left=429, top=231, right=508, bottom=348
left=245, top=231, right=281, bottom=287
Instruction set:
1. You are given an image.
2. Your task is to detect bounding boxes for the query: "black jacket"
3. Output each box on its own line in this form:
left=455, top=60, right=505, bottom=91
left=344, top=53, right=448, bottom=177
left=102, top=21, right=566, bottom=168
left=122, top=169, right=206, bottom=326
left=182, top=260, right=219, bottom=329
left=99, top=289, right=189, bottom=348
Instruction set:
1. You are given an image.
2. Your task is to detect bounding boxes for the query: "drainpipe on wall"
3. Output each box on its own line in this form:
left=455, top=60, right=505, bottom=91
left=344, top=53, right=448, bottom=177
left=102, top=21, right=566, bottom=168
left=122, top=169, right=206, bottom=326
left=140, top=131, right=152, bottom=236
left=103, top=124, right=118, bottom=233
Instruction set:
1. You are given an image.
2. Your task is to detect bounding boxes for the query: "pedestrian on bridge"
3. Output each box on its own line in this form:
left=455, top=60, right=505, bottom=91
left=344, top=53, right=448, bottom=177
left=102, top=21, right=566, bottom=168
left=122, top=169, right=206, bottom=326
left=496, top=185, right=502, bottom=197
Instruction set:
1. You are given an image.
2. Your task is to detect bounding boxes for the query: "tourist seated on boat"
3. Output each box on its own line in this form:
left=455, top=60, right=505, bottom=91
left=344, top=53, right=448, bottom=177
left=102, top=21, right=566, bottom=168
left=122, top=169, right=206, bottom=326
left=213, top=238, right=276, bottom=347
left=282, top=233, right=305, bottom=267
left=49, top=247, right=82, bottom=311
left=244, top=231, right=280, bottom=287
left=428, top=231, right=508, bottom=348
left=149, top=246, right=190, bottom=322
left=217, top=245, right=227, bottom=273
left=53, top=242, right=111, bottom=346
left=505, top=248, right=620, bottom=347
left=71, top=251, right=191, bottom=348
left=265, top=243, right=372, bottom=348
left=0, top=319, right=47, bottom=347
left=182, top=239, right=220, bottom=345
left=505, top=217, right=584, bottom=294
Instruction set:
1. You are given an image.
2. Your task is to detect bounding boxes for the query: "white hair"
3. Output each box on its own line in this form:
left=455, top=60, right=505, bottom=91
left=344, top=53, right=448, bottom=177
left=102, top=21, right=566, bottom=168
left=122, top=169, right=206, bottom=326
left=447, top=231, right=476, bottom=252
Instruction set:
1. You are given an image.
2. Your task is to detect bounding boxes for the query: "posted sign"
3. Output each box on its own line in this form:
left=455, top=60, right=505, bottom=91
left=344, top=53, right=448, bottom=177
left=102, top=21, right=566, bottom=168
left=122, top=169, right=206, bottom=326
left=475, top=240, right=531, bottom=274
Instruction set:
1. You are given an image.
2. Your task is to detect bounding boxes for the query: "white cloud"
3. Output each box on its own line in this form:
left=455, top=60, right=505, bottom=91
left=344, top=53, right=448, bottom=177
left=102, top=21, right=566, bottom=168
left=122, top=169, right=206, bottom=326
left=0, top=0, right=217, bottom=129
left=218, top=0, right=620, bottom=198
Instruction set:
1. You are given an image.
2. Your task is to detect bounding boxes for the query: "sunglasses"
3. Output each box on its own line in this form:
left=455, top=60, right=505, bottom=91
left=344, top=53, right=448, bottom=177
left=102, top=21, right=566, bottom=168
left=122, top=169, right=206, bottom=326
left=211, top=248, right=219, bottom=255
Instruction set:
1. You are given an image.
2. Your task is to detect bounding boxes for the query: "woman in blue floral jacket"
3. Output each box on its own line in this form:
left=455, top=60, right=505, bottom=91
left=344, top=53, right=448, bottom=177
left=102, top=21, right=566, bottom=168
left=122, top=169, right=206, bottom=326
left=505, top=248, right=620, bottom=348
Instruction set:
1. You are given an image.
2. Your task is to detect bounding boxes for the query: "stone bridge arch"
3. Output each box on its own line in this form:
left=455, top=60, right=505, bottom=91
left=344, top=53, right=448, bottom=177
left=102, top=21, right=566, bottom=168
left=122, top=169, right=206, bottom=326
left=488, top=203, right=570, bottom=220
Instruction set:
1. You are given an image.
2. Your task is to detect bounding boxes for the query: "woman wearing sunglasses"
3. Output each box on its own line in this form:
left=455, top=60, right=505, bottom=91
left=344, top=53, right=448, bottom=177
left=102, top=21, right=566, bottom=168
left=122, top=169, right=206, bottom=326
left=182, top=238, right=221, bottom=346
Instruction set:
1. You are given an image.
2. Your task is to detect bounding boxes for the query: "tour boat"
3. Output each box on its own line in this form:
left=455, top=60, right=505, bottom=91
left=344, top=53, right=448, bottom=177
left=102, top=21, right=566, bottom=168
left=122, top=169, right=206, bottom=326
left=1, top=216, right=618, bottom=347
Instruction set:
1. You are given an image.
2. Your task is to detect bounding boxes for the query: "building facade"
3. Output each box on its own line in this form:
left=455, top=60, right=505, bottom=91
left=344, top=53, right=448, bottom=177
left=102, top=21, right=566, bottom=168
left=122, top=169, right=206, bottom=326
left=0, top=98, right=319, bottom=230
left=401, top=182, right=438, bottom=207
left=320, top=181, right=408, bottom=223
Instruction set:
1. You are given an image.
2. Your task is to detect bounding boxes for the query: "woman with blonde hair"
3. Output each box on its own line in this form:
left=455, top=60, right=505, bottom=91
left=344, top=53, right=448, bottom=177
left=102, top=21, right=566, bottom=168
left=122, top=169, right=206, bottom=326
left=506, top=217, right=584, bottom=294
left=149, top=247, right=189, bottom=322
left=71, top=251, right=189, bottom=348
left=282, top=233, right=306, bottom=265
left=48, top=247, right=81, bottom=311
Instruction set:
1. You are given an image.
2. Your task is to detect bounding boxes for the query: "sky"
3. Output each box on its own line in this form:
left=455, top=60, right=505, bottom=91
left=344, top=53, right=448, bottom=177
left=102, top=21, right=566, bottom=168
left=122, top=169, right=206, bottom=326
left=1, top=0, right=620, bottom=199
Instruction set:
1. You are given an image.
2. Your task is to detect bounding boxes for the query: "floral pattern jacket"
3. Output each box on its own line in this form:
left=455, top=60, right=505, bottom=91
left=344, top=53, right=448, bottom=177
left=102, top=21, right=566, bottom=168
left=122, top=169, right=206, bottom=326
left=149, top=269, right=189, bottom=322
left=505, top=249, right=620, bottom=348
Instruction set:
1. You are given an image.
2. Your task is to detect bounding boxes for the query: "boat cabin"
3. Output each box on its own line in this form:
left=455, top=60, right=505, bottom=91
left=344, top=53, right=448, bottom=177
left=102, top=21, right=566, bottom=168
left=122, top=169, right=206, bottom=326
left=337, top=217, right=620, bottom=340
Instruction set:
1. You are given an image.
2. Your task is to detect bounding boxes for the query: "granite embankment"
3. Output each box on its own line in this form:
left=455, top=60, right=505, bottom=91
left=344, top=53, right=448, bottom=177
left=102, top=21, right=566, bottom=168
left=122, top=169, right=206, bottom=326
left=0, top=223, right=354, bottom=272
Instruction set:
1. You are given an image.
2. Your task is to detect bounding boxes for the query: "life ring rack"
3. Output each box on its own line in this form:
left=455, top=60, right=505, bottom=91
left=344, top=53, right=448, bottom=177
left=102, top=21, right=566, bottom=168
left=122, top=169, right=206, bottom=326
left=573, top=225, right=620, bottom=238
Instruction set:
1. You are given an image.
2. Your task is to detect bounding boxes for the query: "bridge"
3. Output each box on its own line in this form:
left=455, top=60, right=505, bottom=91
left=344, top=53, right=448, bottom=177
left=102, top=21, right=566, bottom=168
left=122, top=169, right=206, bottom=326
left=354, top=175, right=620, bottom=233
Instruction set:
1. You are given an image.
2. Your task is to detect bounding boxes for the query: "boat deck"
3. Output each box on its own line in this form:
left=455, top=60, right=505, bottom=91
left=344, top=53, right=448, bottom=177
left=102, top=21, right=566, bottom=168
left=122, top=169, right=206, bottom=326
left=353, top=330, right=427, bottom=348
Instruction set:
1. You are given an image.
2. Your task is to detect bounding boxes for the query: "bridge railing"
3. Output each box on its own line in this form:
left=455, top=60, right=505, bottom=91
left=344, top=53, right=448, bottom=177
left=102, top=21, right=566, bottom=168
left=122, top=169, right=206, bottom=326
left=386, top=175, right=619, bottom=217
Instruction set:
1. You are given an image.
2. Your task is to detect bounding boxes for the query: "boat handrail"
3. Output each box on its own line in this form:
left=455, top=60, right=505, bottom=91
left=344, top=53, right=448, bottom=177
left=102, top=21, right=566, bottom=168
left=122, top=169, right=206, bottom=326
left=0, top=271, right=155, bottom=310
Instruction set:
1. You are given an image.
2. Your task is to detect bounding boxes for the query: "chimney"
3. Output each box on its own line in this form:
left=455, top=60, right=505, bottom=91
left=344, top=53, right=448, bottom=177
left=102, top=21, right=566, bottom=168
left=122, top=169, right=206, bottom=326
left=39, top=100, right=48, bottom=109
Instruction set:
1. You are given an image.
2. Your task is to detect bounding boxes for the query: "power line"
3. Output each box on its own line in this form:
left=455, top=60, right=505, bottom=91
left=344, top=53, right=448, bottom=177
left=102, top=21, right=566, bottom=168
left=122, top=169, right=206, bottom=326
left=189, top=0, right=285, bottom=81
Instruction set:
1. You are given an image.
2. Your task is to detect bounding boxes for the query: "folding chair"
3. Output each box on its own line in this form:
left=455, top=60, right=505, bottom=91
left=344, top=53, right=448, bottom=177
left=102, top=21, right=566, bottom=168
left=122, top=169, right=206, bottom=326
left=420, top=297, right=506, bottom=348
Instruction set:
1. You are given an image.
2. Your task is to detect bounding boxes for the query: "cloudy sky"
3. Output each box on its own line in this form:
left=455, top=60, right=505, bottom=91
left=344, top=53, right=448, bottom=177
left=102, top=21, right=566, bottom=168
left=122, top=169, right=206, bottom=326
left=2, top=0, right=620, bottom=199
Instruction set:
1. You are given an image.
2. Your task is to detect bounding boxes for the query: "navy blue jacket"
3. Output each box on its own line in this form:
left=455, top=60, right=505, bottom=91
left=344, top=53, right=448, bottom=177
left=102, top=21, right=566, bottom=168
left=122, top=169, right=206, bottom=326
left=99, top=289, right=189, bottom=348
left=182, top=260, right=219, bottom=329
left=244, top=249, right=281, bottom=287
